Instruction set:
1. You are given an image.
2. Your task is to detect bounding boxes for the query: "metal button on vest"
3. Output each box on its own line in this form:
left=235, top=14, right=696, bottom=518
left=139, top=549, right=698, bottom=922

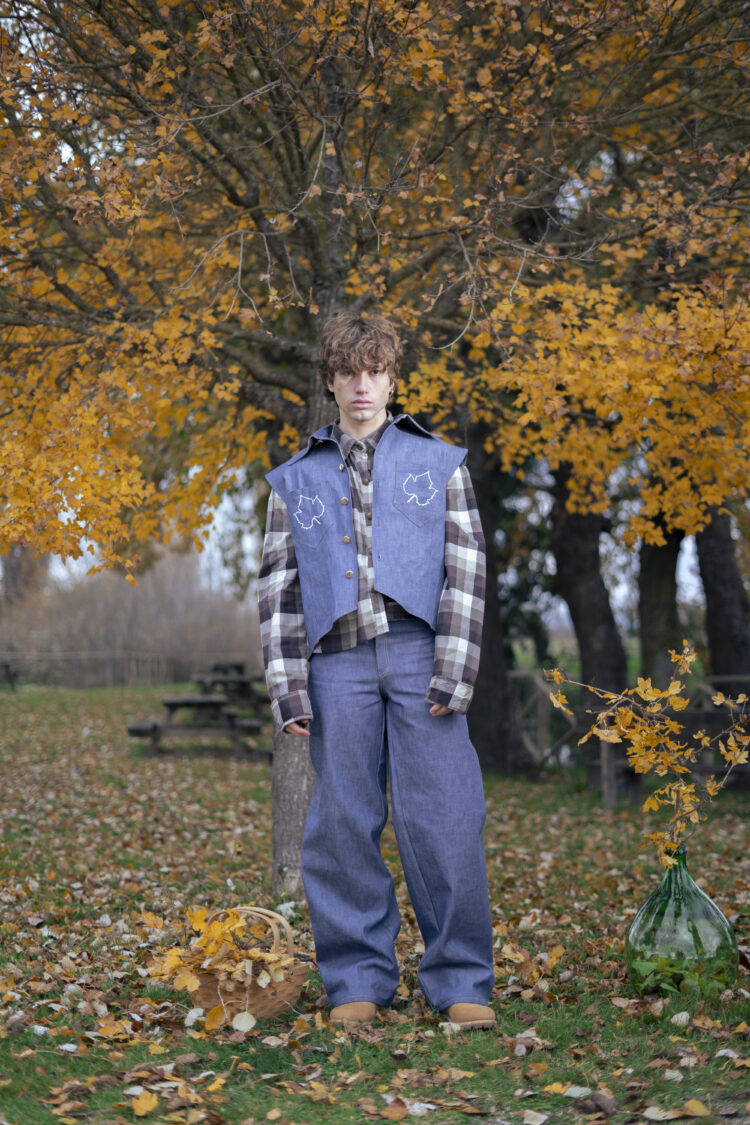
left=341, top=497, right=348, bottom=505
left=343, top=535, right=350, bottom=543
left=345, top=570, right=354, bottom=578
left=339, top=464, right=344, bottom=471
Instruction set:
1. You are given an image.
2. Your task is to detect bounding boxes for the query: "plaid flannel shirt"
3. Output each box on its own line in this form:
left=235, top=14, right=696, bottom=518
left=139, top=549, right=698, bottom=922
left=258, top=416, right=485, bottom=729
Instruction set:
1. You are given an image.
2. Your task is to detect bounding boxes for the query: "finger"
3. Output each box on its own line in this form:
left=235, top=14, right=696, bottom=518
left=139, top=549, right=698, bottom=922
left=284, top=722, right=311, bottom=737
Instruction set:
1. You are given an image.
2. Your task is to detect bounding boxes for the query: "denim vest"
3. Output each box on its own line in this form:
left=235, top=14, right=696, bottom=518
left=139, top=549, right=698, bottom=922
left=266, top=415, right=467, bottom=655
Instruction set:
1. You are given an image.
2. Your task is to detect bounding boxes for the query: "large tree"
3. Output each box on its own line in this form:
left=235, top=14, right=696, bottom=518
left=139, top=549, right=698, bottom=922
left=3, top=0, right=750, bottom=886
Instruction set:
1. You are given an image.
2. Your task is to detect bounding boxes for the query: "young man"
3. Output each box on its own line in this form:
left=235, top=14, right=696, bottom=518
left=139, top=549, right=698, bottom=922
left=258, top=312, right=495, bottom=1029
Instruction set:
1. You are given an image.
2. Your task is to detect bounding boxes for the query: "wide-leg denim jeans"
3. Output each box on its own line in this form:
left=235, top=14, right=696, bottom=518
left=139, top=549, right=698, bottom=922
left=302, top=618, right=494, bottom=1010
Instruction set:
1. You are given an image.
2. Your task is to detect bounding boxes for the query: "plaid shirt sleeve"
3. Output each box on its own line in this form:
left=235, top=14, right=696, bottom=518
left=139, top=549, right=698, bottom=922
left=257, top=488, right=314, bottom=729
left=426, top=463, right=486, bottom=714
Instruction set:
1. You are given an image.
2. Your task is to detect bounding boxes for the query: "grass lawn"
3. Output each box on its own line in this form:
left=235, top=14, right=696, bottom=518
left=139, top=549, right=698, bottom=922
left=0, top=684, right=748, bottom=1125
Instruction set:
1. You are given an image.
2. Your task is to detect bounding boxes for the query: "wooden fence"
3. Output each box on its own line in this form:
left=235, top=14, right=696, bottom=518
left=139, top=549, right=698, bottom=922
left=509, top=669, right=749, bottom=805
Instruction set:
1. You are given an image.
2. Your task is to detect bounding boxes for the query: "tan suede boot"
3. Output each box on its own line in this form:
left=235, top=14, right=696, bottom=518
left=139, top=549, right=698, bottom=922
left=329, top=1001, right=377, bottom=1026
left=441, top=1003, right=496, bottom=1030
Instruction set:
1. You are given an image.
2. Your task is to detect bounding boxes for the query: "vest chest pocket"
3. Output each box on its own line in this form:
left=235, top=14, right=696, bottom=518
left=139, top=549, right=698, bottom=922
left=392, top=462, right=444, bottom=527
left=288, top=482, right=334, bottom=549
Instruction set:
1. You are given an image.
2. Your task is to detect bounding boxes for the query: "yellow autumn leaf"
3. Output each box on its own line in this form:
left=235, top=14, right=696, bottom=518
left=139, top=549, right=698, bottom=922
left=682, top=1100, right=711, bottom=1117
left=636, top=677, right=662, bottom=702
left=132, top=1090, right=159, bottom=1116
left=204, top=1004, right=228, bottom=1030
left=543, top=1082, right=570, bottom=1094
left=550, top=691, right=573, bottom=715
left=173, top=969, right=201, bottom=992
left=592, top=726, right=622, bottom=744
left=547, top=944, right=565, bottom=970
left=187, top=906, right=208, bottom=932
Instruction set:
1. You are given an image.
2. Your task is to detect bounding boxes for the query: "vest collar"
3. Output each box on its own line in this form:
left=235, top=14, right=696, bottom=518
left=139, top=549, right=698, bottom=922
left=307, top=412, right=431, bottom=450
left=280, top=413, right=434, bottom=470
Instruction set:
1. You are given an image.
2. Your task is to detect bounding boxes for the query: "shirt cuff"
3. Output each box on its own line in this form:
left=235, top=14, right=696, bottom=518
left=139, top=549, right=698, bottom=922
left=426, top=677, right=474, bottom=714
left=271, top=690, right=313, bottom=730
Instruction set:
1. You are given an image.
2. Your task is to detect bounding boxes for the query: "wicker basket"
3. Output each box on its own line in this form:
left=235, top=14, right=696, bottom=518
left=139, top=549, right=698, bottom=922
left=191, top=906, right=308, bottom=1020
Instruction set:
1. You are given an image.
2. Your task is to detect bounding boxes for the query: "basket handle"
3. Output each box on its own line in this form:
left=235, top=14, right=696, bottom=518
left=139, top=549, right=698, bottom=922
left=201, top=905, right=296, bottom=957
left=242, top=906, right=295, bottom=956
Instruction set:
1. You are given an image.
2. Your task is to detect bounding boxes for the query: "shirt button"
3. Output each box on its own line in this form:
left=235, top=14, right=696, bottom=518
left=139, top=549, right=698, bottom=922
left=362, top=477, right=370, bottom=485
left=341, top=497, right=349, bottom=505
left=345, top=570, right=354, bottom=578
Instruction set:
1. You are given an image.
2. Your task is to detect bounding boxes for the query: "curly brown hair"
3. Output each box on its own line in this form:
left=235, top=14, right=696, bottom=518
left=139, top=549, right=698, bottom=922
left=317, top=312, right=404, bottom=401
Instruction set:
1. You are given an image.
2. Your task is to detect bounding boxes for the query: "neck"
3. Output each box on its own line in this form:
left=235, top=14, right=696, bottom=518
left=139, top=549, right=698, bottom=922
left=338, top=411, right=389, bottom=440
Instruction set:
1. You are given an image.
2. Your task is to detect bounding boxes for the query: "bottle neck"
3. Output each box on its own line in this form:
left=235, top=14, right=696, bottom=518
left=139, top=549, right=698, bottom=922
left=664, top=847, right=689, bottom=887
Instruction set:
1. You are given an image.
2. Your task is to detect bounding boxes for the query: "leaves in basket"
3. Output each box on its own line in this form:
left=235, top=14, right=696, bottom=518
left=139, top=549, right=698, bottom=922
left=205, top=1005, right=229, bottom=1031
left=173, top=968, right=201, bottom=993
left=147, top=906, right=298, bottom=1002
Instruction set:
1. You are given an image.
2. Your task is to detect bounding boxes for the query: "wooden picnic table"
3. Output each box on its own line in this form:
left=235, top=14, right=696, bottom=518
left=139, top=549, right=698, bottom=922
left=127, top=693, right=266, bottom=756
left=191, top=672, right=271, bottom=712
left=211, top=661, right=246, bottom=677
left=191, top=672, right=255, bottom=695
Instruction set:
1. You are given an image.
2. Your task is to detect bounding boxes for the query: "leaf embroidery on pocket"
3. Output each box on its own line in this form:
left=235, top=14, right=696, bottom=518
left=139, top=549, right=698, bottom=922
left=293, top=493, right=325, bottom=530
left=402, top=470, right=437, bottom=507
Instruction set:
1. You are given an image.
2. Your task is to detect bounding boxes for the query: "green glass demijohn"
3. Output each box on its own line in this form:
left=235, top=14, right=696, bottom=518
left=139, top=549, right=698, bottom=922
left=625, top=847, right=738, bottom=998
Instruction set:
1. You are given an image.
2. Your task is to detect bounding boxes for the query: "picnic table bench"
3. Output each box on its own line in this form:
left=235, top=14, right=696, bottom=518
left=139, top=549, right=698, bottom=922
left=127, top=693, right=266, bottom=757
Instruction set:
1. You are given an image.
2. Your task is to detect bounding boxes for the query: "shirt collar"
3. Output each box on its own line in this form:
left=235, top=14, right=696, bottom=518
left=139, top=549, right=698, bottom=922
left=331, top=412, right=393, bottom=460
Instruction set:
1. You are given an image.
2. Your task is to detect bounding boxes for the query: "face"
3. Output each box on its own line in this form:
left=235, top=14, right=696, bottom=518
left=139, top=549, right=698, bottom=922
left=327, top=366, right=394, bottom=437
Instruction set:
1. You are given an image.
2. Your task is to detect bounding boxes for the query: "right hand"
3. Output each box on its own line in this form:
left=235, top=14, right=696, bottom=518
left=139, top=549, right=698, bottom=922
left=283, top=720, right=311, bottom=738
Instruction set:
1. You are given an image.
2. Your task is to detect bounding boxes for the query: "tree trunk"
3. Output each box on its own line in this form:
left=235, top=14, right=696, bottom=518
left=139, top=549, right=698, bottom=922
left=271, top=730, right=317, bottom=899
left=465, top=427, right=524, bottom=772
left=270, top=371, right=337, bottom=901
left=695, top=510, right=750, bottom=693
left=2, top=545, right=49, bottom=605
left=550, top=467, right=629, bottom=802
left=639, top=527, right=684, bottom=686
left=551, top=470, right=627, bottom=693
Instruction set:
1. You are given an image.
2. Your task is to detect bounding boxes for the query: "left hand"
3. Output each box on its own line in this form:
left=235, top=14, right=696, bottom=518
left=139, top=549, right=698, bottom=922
left=429, top=703, right=453, bottom=717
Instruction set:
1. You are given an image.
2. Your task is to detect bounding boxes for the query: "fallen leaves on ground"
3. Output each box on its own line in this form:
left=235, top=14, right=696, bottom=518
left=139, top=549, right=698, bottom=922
left=1, top=685, right=749, bottom=1124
